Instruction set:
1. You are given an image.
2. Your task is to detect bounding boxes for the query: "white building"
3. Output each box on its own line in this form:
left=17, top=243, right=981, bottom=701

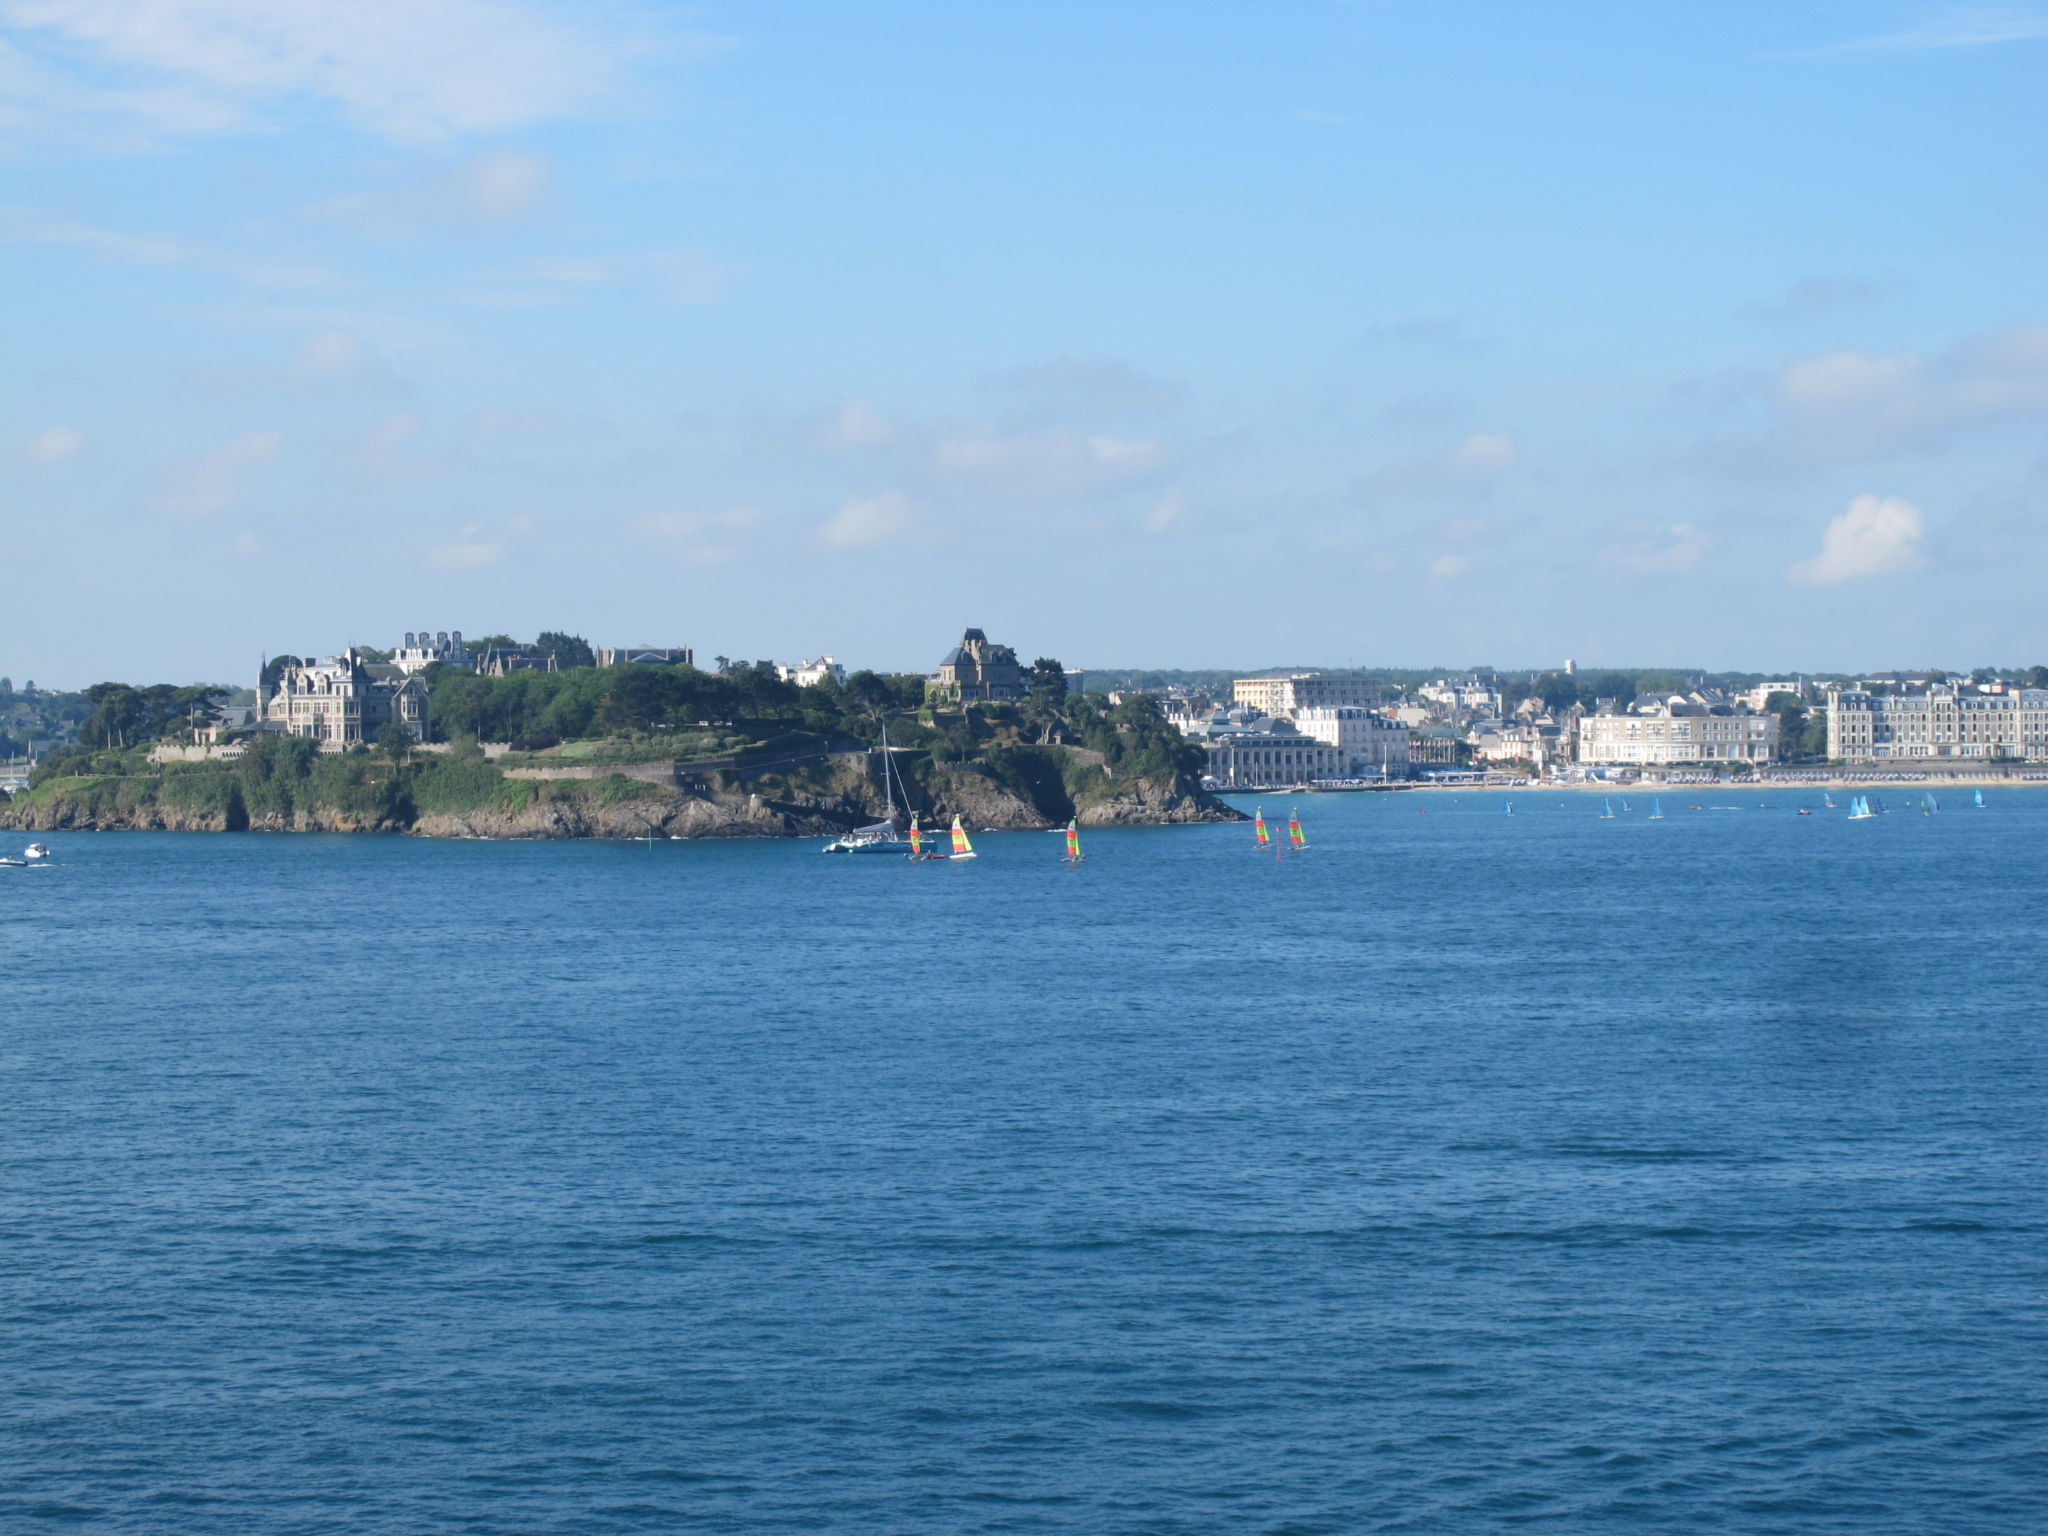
left=1576, top=696, right=1779, bottom=766
left=1292, top=706, right=1410, bottom=776
left=1232, top=672, right=1381, bottom=714
left=1825, top=683, right=2048, bottom=761
left=392, top=630, right=472, bottom=675
left=1416, top=675, right=1501, bottom=715
left=776, top=655, right=846, bottom=688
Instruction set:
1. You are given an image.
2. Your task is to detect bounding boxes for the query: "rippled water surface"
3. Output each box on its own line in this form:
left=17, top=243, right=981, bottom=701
left=5, top=789, right=2047, bottom=1533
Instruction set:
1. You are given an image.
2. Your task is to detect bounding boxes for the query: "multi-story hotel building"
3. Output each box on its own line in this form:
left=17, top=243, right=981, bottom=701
left=1231, top=672, right=1381, bottom=714
left=1291, top=705, right=1411, bottom=776
left=1575, top=697, right=1779, bottom=766
left=1825, top=683, right=2048, bottom=761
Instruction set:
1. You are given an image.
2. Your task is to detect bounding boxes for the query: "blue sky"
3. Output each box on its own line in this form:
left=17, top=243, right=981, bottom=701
left=4, top=1, right=2047, bottom=687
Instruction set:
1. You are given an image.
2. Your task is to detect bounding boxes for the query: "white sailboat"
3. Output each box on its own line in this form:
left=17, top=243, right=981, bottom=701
left=824, top=724, right=917, bottom=853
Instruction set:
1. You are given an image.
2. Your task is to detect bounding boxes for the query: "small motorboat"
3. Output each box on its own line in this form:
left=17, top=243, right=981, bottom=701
left=0, top=857, right=25, bottom=868
left=24, top=844, right=51, bottom=859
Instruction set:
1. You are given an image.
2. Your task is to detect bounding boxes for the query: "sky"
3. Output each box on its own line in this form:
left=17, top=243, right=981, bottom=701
left=3, top=0, right=2047, bottom=687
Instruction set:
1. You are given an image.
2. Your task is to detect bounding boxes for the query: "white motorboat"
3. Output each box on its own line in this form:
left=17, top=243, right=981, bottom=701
left=25, top=843, right=51, bottom=859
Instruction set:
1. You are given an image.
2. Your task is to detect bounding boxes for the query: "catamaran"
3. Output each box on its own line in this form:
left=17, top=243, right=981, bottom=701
left=1063, top=820, right=1084, bottom=863
left=1648, top=799, right=1663, bottom=820
left=1254, top=808, right=1270, bottom=848
left=824, top=723, right=917, bottom=853
left=1600, top=798, right=1615, bottom=819
left=1287, top=810, right=1307, bottom=850
left=1848, top=795, right=1876, bottom=820
left=949, top=815, right=977, bottom=859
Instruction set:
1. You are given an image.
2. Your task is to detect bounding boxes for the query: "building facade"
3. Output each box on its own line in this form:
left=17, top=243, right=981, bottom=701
left=477, top=646, right=559, bottom=677
left=1202, top=723, right=1345, bottom=786
left=1825, top=683, right=2048, bottom=761
left=776, top=655, right=845, bottom=687
left=259, top=651, right=426, bottom=749
left=1232, top=672, right=1381, bottom=714
left=1292, top=705, right=1411, bottom=775
left=1576, top=697, right=1780, bottom=765
left=930, top=629, right=1025, bottom=703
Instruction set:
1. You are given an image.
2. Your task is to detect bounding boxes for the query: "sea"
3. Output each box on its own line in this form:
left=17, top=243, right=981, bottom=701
left=4, top=788, right=2045, bottom=1534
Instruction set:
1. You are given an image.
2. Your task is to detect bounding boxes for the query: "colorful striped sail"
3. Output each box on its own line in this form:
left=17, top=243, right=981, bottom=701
left=1064, top=821, right=1082, bottom=861
left=1254, top=808, right=1269, bottom=846
left=908, top=815, right=922, bottom=856
left=1287, top=811, right=1306, bottom=848
left=950, top=815, right=976, bottom=857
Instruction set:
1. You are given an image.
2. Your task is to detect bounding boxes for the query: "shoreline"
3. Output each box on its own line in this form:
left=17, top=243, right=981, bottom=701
left=1217, top=774, right=2048, bottom=795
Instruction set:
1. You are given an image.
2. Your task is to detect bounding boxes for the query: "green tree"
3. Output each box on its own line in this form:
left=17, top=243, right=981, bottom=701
left=1029, top=657, right=1068, bottom=703
left=377, top=720, right=414, bottom=763
left=535, top=631, right=596, bottom=669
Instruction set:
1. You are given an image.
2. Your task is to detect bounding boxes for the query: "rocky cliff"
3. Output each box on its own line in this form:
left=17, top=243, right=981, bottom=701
left=1, top=748, right=1241, bottom=840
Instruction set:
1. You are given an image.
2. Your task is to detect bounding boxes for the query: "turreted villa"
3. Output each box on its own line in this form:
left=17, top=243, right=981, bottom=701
left=929, top=629, right=1025, bottom=704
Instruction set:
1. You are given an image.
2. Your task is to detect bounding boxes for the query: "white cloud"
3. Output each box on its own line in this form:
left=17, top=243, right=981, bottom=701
left=816, top=491, right=910, bottom=550
left=463, top=248, right=728, bottom=308
left=0, top=204, right=334, bottom=288
left=1602, top=520, right=1711, bottom=575
left=1429, top=554, right=1470, bottom=580
left=232, top=529, right=262, bottom=556
left=1142, top=491, right=1185, bottom=534
left=429, top=538, right=506, bottom=569
left=822, top=399, right=894, bottom=447
left=630, top=506, right=760, bottom=563
left=25, top=425, right=84, bottom=463
left=933, top=428, right=1166, bottom=499
left=1698, top=324, right=2048, bottom=474
left=161, top=430, right=281, bottom=515
left=1790, top=494, right=1925, bottom=584
left=1365, top=431, right=1516, bottom=497
left=304, top=149, right=555, bottom=234
left=0, top=0, right=660, bottom=142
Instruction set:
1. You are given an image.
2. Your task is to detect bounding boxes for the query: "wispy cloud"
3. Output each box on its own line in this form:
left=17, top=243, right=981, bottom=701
left=629, top=507, right=762, bottom=564
left=816, top=491, right=910, bottom=550
left=1601, top=520, right=1711, bottom=575
left=1365, top=431, right=1517, bottom=498
left=1790, top=494, right=1925, bottom=584
left=0, top=0, right=683, bottom=144
left=463, top=249, right=728, bottom=307
left=1695, top=322, right=2048, bottom=475
left=25, top=425, right=84, bottom=463
left=984, top=356, right=1183, bottom=419
left=302, top=150, right=556, bottom=234
left=1740, top=275, right=1893, bottom=325
left=0, top=204, right=335, bottom=288
left=161, top=430, right=282, bottom=515
left=1817, top=8, right=2048, bottom=52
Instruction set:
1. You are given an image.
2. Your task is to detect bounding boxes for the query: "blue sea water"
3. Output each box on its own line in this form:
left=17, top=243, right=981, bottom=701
left=4, top=788, right=2046, bottom=1534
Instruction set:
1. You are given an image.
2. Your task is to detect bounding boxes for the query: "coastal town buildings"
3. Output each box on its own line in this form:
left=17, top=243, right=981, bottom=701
left=259, top=650, right=426, bottom=749
left=1575, top=695, right=1780, bottom=766
left=392, top=631, right=472, bottom=675
left=930, top=629, right=1025, bottom=703
left=1824, top=682, right=2048, bottom=761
